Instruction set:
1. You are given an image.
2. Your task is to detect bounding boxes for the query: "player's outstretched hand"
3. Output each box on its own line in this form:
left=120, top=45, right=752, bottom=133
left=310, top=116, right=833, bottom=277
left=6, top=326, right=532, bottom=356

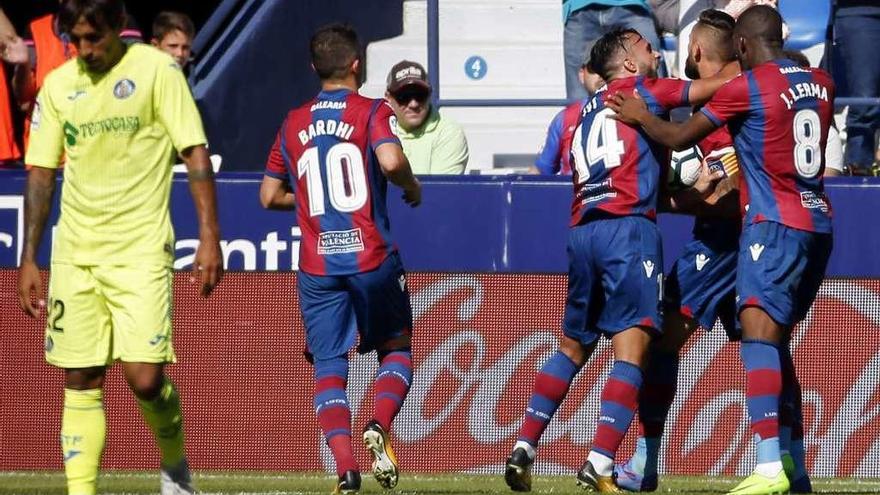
left=693, top=159, right=726, bottom=198
left=607, top=90, right=648, bottom=125
left=403, top=179, right=421, bottom=207
left=18, top=260, right=44, bottom=318
left=192, top=238, right=223, bottom=297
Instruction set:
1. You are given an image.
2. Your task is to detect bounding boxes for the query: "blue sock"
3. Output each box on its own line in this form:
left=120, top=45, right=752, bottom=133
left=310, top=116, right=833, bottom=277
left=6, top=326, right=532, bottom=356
left=517, top=351, right=580, bottom=446
left=741, top=340, right=782, bottom=465
left=628, top=437, right=661, bottom=475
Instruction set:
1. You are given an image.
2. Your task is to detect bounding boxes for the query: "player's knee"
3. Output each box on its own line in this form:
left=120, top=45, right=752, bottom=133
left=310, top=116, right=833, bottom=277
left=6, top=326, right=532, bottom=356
left=559, top=335, right=593, bottom=367
left=122, top=366, right=165, bottom=400
left=64, top=367, right=107, bottom=390
left=739, top=306, right=785, bottom=344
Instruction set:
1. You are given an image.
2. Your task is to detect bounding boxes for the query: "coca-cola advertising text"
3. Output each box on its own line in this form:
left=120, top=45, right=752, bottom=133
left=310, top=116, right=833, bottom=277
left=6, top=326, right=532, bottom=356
left=1, top=271, right=878, bottom=477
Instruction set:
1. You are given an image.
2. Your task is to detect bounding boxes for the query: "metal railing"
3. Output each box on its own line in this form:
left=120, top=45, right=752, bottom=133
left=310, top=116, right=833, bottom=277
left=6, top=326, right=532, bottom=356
left=425, top=0, right=880, bottom=109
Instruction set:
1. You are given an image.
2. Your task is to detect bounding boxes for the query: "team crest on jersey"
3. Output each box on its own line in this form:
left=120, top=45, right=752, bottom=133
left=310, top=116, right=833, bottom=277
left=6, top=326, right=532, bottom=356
left=389, top=115, right=399, bottom=136
left=113, top=78, right=136, bottom=99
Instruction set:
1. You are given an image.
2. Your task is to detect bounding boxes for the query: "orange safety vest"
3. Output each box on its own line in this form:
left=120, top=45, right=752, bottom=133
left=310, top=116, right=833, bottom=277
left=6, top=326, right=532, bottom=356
left=0, top=63, right=21, bottom=162
left=24, top=15, right=76, bottom=159
left=31, top=14, right=77, bottom=90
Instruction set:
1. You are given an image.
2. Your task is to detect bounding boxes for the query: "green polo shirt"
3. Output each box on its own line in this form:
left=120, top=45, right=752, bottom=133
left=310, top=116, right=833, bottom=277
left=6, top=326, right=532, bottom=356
left=563, top=0, right=650, bottom=21
left=395, top=107, right=468, bottom=175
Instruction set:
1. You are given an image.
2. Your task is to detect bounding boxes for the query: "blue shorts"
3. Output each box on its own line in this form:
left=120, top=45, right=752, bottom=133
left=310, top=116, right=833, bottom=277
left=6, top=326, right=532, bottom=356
left=737, top=222, right=832, bottom=327
left=563, top=216, right=663, bottom=346
left=665, top=219, right=739, bottom=338
left=297, top=252, right=413, bottom=361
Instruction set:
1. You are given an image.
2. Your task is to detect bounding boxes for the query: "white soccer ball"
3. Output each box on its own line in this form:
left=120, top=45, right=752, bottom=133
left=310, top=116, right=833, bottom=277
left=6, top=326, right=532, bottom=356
left=668, top=146, right=703, bottom=189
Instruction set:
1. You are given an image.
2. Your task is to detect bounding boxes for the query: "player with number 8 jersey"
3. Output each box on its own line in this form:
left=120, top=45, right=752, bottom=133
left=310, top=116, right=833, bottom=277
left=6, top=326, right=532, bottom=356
left=261, top=24, right=420, bottom=495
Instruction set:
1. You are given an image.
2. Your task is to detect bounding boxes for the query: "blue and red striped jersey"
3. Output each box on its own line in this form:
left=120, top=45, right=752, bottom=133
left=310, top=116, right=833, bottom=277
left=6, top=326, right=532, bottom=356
left=570, top=76, right=691, bottom=225
left=265, top=89, right=401, bottom=276
left=701, top=59, right=834, bottom=233
left=535, top=99, right=588, bottom=175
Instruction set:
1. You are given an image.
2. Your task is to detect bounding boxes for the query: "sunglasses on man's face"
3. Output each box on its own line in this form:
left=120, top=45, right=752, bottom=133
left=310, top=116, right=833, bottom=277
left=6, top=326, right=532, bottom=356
left=393, top=90, right=430, bottom=105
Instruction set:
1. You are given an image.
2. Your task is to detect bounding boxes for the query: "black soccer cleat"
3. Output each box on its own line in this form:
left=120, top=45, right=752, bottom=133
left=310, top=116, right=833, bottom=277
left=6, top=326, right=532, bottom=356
left=576, top=460, right=621, bottom=493
left=504, top=447, right=534, bottom=492
left=334, top=470, right=361, bottom=494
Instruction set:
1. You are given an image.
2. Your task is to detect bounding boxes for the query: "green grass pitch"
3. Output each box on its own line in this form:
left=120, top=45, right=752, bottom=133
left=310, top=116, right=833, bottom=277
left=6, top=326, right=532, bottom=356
left=2, top=472, right=879, bottom=494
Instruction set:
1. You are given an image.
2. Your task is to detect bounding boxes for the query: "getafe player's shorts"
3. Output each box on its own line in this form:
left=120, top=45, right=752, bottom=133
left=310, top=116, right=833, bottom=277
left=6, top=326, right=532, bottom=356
left=737, top=221, right=833, bottom=326
left=563, top=215, right=663, bottom=345
left=297, top=252, right=413, bottom=361
left=44, top=263, right=175, bottom=368
left=665, top=219, right=739, bottom=339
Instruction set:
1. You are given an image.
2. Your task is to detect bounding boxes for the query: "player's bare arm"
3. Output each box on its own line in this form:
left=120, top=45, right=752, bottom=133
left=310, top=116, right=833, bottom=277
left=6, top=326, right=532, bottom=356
left=182, top=144, right=223, bottom=297
left=687, top=61, right=740, bottom=105
left=259, top=176, right=295, bottom=210
left=18, top=166, right=56, bottom=317
left=608, top=91, right=718, bottom=151
left=376, top=142, right=421, bottom=207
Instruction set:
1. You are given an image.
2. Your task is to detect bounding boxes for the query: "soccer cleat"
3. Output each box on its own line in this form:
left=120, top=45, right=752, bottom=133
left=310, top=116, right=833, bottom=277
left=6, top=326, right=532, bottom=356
left=577, top=460, right=622, bottom=493
left=726, top=470, right=789, bottom=495
left=613, top=460, right=658, bottom=492
left=160, top=459, right=195, bottom=495
left=782, top=453, right=812, bottom=494
left=333, top=470, right=361, bottom=494
left=363, top=421, right=399, bottom=489
left=504, top=447, right=534, bottom=492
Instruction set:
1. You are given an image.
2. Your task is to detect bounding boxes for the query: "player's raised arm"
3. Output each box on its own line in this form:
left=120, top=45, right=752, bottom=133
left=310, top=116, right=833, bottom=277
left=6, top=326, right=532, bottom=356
left=608, top=90, right=718, bottom=150
left=376, top=142, right=421, bottom=207
left=181, top=144, right=223, bottom=297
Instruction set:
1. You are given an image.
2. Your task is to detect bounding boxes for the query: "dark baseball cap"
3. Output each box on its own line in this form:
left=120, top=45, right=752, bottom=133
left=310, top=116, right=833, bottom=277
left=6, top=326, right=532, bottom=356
left=386, top=60, right=431, bottom=93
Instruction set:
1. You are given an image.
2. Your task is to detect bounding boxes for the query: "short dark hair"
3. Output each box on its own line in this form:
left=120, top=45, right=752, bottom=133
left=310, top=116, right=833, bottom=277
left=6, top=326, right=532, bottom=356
left=58, top=0, right=126, bottom=35
left=310, top=24, right=361, bottom=81
left=587, top=28, right=640, bottom=81
left=152, top=11, right=195, bottom=41
left=695, top=9, right=736, bottom=62
left=783, top=49, right=811, bottom=68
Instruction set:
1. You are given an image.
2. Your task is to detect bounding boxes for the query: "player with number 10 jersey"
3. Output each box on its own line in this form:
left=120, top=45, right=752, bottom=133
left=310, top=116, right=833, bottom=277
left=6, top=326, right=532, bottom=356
left=261, top=24, right=421, bottom=494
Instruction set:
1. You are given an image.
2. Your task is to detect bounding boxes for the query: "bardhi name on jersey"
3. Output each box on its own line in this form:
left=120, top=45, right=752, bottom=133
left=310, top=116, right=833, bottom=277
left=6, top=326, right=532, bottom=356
left=265, top=89, right=401, bottom=276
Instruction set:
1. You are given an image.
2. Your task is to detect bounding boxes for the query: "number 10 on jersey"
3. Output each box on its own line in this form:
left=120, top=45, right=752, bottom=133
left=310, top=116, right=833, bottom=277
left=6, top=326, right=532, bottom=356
left=298, top=142, right=369, bottom=217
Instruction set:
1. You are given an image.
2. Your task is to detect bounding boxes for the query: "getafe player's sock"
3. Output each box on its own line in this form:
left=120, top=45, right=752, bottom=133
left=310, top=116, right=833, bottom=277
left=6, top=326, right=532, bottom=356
left=372, top=348, right=413, bottom=431
left=313, top=356, right=358, bottom=476
left=591, top=361, right=644, bottom=476
left=62, top=388, right=106, bottom=495
left=516, top=351, right=580, bottom=450
left=137, top=377, right=186, bottom=468
left=790, top=423, right=809, bottom=482
left=632, top=350, right=679, bottom=475
left=741, top=340, right=783, bottom=477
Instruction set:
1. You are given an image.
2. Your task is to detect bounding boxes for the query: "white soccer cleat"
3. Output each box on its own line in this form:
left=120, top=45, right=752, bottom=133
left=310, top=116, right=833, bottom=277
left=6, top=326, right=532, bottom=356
left=161, top=458, right=195, bottom=495
left=363, top=421, right=399, bottom=489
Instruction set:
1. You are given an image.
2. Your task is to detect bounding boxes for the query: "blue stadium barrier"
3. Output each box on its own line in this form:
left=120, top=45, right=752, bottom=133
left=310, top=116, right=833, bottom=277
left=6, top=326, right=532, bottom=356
left=1, top=173, right=878, bottom=277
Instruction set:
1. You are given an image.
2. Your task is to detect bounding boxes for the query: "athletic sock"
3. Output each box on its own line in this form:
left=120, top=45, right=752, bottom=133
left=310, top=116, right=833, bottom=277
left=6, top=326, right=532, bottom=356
left=634, top=350, right=678, bottom=475
left=313, top=356, right=357, bottom=476
left=741, top=340, right=783, bottom=470
left=136, top=377, right=186, bottom=468
left=372, top=349, right=413, bottom=431
left=516, top=351, right=580, bottom=447
left=62, top=388, right=106, bottom=495
left=592, top=361, right=644, bottom=475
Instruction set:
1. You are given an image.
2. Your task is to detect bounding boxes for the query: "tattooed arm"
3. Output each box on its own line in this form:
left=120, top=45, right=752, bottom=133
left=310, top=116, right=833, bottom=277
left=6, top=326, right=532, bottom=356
left=181, top=144, right=223, bottom=297
left=18, top=167, right=56, bottom=317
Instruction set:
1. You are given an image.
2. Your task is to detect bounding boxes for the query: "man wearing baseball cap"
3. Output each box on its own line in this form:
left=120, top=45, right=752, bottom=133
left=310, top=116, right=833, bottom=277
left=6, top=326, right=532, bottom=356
left=385, top=60, right=468, bottom=174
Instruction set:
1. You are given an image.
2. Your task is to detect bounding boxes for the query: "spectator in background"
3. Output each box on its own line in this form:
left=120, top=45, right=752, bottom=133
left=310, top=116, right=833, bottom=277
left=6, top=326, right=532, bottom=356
left=784, top=49, right=844, bottom=177
left=151, top=11, right=195, bottom=70
left=530, top=59, right=603, bottom=175
left=385, top=60, right=468, bottom=174
left=0, top=0, right=142, bottom=149
left=563, top=0, right=662, bottom=100
left=0, top=8, right=22, bottom=168
left=835, top=0, right=880, bottom=176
